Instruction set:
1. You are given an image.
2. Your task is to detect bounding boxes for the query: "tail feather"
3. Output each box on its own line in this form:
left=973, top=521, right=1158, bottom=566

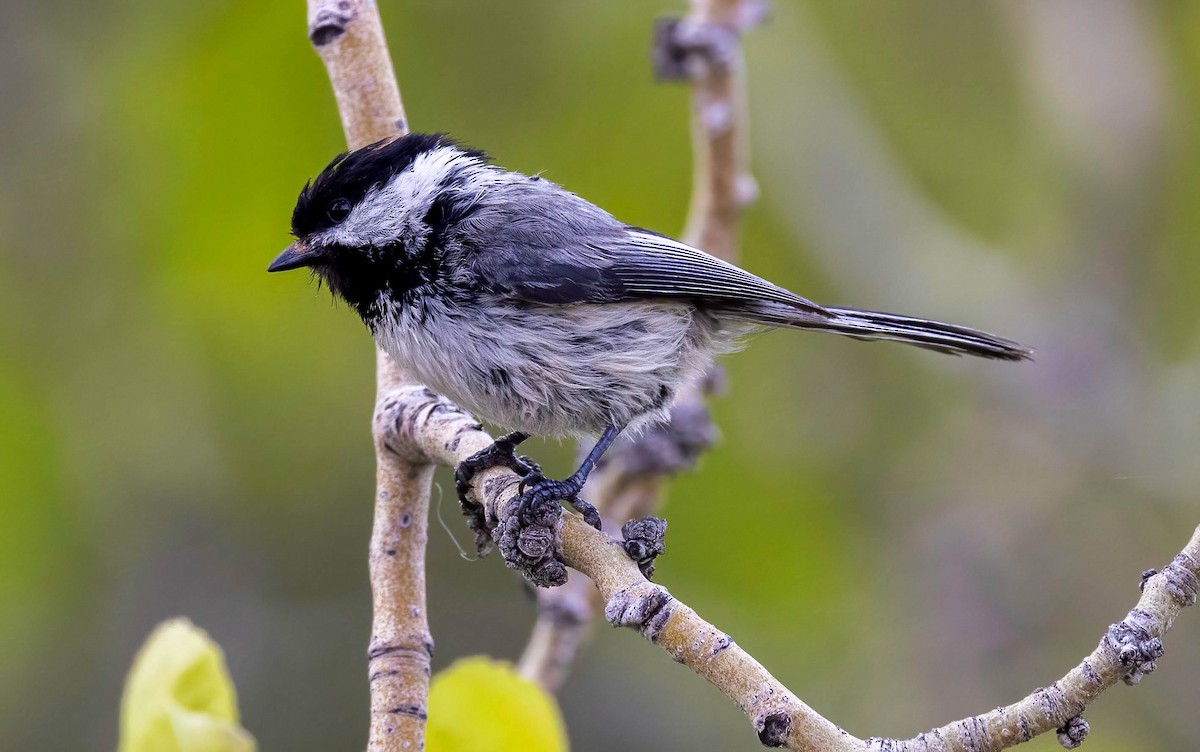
left=732, top=302, right=1033, bottom=362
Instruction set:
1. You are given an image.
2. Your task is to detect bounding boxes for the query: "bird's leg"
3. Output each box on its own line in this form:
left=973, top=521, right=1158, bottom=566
left=454, top=431, right=534, bottom=554
left=515, top=425, right=621, bottom=531
left=492, top=426, right=623, bottom=587
left=455, top=431, right=536, bottom=490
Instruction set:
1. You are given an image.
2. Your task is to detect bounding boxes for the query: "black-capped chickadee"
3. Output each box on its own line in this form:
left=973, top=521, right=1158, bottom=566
left=270, top=133, right=1030, bottom=529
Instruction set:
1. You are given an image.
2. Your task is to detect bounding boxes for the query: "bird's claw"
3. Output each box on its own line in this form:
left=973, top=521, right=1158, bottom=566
left=513, top=474, right=602, bottom=530
left=514, top=455, right=540, bottom=476
left=571, top=497, right=602, bottom=530
left=457, top=434, right=605, bottom=586
left=495, top=471, right=603, bottom=588
left=455, top=433, right=533, bottom=556
left=517, top=470, right=546, bottom=497
left=456, top=436, right=531, bottom=498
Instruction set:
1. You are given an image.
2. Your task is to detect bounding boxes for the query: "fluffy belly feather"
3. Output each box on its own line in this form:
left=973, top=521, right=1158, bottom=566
left=375, top=296, right=724, bottom=438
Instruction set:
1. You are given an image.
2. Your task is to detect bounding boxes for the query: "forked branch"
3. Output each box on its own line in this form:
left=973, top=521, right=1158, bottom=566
left=382, top=385, right=1200, bottom=750
left=301, top=3, right=1200, bottom=749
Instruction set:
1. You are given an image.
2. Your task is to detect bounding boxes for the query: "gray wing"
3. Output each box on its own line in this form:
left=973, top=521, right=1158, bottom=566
left=593, top=231, right=828, bottom=315
left=452, top=176, right=1030, bottom=361
left=461, top=179, right=826, bottom=315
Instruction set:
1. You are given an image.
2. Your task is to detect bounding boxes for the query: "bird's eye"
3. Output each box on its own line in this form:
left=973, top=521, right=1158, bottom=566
left=327, top=198, right=351, bottom=224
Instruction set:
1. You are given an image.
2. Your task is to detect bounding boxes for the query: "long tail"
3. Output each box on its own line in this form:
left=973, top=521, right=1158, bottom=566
left=733, top=301, right=1033, bottom=361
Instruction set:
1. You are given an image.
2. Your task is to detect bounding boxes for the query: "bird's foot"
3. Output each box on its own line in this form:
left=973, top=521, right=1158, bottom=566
left=493, top=471, right=602, bottom=588
left=454, top=432, right=535, bottom=556
left=517, top=472, right=602, bottom=531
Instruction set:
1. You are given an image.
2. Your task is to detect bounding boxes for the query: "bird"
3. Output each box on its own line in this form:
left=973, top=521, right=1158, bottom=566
left=269, top=133, right=1031, bottom=531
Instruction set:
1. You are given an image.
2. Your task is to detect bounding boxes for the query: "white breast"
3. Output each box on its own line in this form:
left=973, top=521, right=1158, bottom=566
left=373, top=294, right=731, bottom=438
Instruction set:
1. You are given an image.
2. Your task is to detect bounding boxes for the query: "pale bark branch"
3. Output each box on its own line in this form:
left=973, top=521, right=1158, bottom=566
left=304, top=2, right=430, bottom=750
left=675, top=0, right=765, bottom=258
left=518, top=0, right=763, bottom=691
left=381, top=386, right=848, bottom=748
left=516, top=481, right=661, bottom=691
left=384, top=379, right=1200, bottom=751
left=302, top=4, right=1200, bottom=749
left=875, top=535, right=1199, bottom=751
left=516, top=571, right=600, bottom=693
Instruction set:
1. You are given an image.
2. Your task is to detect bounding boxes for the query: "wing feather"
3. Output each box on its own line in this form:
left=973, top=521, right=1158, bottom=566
left=457, top=177, right=826, bottom=315
left=480, top=225, right=827, bottom=315
left=606, top=232, right=825, bottom=313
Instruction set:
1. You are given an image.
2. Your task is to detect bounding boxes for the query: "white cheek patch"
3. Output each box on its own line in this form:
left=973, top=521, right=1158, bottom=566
left=327, top=146, right=490, bottom=249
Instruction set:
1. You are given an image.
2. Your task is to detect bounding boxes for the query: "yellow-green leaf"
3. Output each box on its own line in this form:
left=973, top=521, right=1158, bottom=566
left=119, top=618, right=256, bottom=752
left=427, top=657, right=568, bottom=752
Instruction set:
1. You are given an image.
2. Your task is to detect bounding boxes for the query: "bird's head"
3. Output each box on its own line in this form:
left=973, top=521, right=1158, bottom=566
left=269, top=132, right=487, bottom=320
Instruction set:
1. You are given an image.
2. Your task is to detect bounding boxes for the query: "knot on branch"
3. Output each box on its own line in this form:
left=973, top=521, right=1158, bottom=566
left=756, top=712, right=791, bottom=748
left=1143, top=552, right=1200, bottom=606
left=493, top=483, right=568, bottom=588
left=605, top=583, right=674, bottom=642
left=1105, top=609, right=1164, bottom=685
left=653, top=17, right=739, bottom=82
left=455, top=435, right=540, bottom=557
left=652, top=2, right=768, bottom=83
left=309, top=0, right=356, bottom=46
left=622, top=516, right=667, bottom=579
left=1140, top=568, right=1157, bottom=592
left=1056, top=715, right=1090, bottom=750
left=459, top=499, right=493, bottom=557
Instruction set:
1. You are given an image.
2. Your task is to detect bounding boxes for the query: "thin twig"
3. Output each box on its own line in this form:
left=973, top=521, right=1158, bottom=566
left=516, top=571, right=600, bottom=693
left=518, top=0, right=763, bottom=690
left=384, top=384, right=1200, bottom=751
left=304, top=2, right=431, bottom=750
left=516, top=484, right=657, bottom=691
left=676, top=0, right=764, bottom=258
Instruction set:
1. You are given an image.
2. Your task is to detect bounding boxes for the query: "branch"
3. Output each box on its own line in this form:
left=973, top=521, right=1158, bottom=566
left=382, top=387, right=843, bottom=747
left=663, top=0, right=766, bottom=258
left=518, top=0, right=763, bottom=690
left=516, top=481, right=660, bottom=691
left=304, top=2, right=431, bottom=750
left=301, top=5, right=1200, bottom=749
left=516, top=571, right=601, bottom=693
left=382, top=384, right=1200, bottom=750
left=873, top=542, right=1199, bottom=752
left=308, top=0, right=409, bottom=145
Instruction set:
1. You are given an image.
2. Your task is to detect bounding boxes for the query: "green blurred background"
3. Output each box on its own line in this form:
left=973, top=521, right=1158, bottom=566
left=3, top=1, right=1200, bottom=749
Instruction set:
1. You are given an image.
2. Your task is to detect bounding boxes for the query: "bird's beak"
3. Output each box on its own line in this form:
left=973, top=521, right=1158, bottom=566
left=267, top=239, right=324, bottom=272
